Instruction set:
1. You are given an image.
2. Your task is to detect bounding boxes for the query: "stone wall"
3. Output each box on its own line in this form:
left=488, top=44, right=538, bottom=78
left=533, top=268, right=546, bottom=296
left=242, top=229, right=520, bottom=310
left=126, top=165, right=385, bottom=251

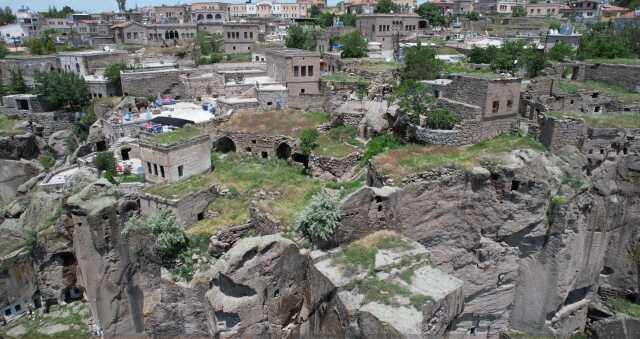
left=413, top=126, right=459, bottom=145
left=214, top=132, right=293, bottom=160
left=436, top=97, right=482, bottom=120
left=216, top=98, right=259, bottom=113
left=310, top=151, right=361, bottom=179
left=0, top=56, right=60, bottom=87
left=539, top=116, right=587, bottom=151
left=29, top=111, right=80, bottom=138
left=180, top=72, right=226, bottom=99
left=583, top=63, right=640, bottom=93
left=256, top=88, right=288, bottom=111
left=121, top=68, right=187, bottom=98
left=286, top=94, right=326, bottom=112
left=140, top=184, right=217, bottom=226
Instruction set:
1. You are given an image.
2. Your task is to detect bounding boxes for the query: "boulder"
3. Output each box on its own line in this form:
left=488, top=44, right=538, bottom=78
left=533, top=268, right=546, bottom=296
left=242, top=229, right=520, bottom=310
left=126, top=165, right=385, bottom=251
left=0, top=133, right=40, bottom=160
left=0, top=159, right=41, bottom=204
left=47, top=130, right=73, bottom=157
left=199, top=234, right=309, bottom=338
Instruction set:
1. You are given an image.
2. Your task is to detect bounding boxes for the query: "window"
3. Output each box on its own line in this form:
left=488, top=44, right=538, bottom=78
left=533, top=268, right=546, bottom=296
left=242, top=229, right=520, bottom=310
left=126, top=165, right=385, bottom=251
left=178, top=165, right=184, bottom=177
left=14, top=304, right=21, bottom=312
left=160, top=165, right=165, bottom=178
left=147, top=162, right=152, bottom=174
left=293, top=66, right=299, bottom=77
left=244, top=31, right=247, bottom=39
left=492, top=101, right=500, bottom=113
left=153, top=164, right=158, bottom=176
left=308, top=65, right=313, bottom=76
left=133, top=32, right=138, bottom=39
left=507, top=100, right=513, bottom=109
left=301, top=88, right=305, bottom=94
left=250, top=32, right=253, bottom=39
left=301, top=66, right=306, bottom=76
left=4, top=309, right=10, bottom=316
left=127, top=32, right=131, bottom=39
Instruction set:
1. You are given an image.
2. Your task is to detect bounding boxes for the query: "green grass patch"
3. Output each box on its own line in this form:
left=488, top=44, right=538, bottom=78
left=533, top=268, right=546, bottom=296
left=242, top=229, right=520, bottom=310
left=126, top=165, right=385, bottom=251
left=185, top=153, right=323, bottom=236
left=117, top=174, right=144, bottom=183
left=334, top=232, right=416, bottom=274
left=325, top=174, right=366, bottom=198
left=38, top=153, right=56, bottom=170
left=546, top=111, right=640, bottom=129
left=354, top=276, right=432, bottom=310
left=147, top=125, right=203, bottom=145
left=221, top=110, right=329, bottom=137
left=0, top=302, right=91, bottom=339
left=315, top=125, right=363, bottom=158
left=437, top=46, right=461, bottom=54
left=224, top=53, right=252, bottom=63
left=355, top=60, right=401, bottom=73
left=373, top=134, right=545, bottom=181
left=362, top=135, right=404, bottom=163
left=144, top=171, right=218, bottom=200
left=610, top=297, right=640, bottom=318
left=0, top=114, right=23, bottom=137
left=558, top=80, right=640, bottom=104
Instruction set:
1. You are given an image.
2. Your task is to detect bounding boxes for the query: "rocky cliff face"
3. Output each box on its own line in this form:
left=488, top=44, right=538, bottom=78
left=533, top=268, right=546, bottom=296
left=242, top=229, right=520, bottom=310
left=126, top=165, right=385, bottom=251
left=337, top=147, right=640, bottom=336
left=0, top=134, right=40, bottom=160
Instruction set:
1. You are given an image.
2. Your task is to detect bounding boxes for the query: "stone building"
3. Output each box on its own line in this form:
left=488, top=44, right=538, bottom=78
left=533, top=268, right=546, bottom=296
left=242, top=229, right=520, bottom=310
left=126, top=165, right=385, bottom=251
left=214, top=132, right=294, bottom=160
left=191, top=2, right=228, bottom=23
left=112, top=22, right=197, bottom=46
left=121, top=68, right=192, bottom=98
left=139, top=131, right=211, bottom=184
left=266, top=48, right=321, bottom=96
left=58, top=50, right=129, bottom=77
left=140, top=183, right=217, bottom=226
left=223, top=23, right=260, bottom=54
left=526, top=0, right=561, bottom=17
left=0, top=55, right=60, bottom=87
left=356, top=14, right=425, bottom=50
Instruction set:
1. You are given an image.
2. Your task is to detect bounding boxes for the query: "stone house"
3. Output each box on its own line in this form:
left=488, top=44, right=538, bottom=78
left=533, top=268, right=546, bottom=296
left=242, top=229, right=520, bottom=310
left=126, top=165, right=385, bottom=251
left=0, top=55, right=60, bottom=87
left=191, top=2, right=228, bottom=23
left=150, top=5, right=191, bottom=24
left=214, top=132, right=294, bottom=160
left=223, top=23, right=260, bottom=54
left=112, top=22, right=197, bottom=46
left=140, top=184, right=217, bottom=226
left=58, top=50, right=129, bottom=77
left=139, top=133, right=212, bottom=184
left=526, top=0, right=561, bottom=17
left=266, top=48, right=321, bottom=96
left=356, top=14, right=425, bottom=50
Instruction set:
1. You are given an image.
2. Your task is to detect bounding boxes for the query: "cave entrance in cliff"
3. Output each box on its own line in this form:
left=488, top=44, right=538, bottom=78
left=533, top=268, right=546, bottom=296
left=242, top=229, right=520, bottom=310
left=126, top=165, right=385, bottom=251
left=96, top=140, right=107, bottom=152
left=276, top=142, right=292, bottom=160
left=63, top=287, right=83, bottom=303
left=216, top=137, right=236, bottom=153
left=291, top=152, right=309, bottom=168
left=121, top=147, right=131, bottom=161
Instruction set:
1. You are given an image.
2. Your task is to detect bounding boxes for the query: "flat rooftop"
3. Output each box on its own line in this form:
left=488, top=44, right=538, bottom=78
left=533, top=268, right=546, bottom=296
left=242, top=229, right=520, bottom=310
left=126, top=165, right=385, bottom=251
left=57, top=50, right=128, bottom=56
left=266, top=48, right=320, bottom=58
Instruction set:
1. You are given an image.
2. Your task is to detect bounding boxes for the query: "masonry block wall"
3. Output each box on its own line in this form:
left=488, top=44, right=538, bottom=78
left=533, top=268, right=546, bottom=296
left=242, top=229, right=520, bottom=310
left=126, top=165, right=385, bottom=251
left=215, top=132, right=293, bottom=160
left=140, top=185, right=217, bottom=226
left=539, top=116, right=587, bottom=151
left=0, top=56, right=60, bottom=87
left=121, top=69, right=187, bottom=98
left=257, top=88, right=288, bottom=110
left=583, top=63, right=640, bottom=93
left=139, top=135, right=212, bottom=184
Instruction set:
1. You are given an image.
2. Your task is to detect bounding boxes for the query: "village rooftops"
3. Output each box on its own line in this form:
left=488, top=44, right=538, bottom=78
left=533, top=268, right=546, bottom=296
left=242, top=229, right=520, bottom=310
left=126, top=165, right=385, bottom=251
left=142, top=125, right=207, bottom=147
left=266, top=48, right=320, bottom=58
left=357, top=13, right=421, bottom=18
left=56, top=49, right=128, bottom=57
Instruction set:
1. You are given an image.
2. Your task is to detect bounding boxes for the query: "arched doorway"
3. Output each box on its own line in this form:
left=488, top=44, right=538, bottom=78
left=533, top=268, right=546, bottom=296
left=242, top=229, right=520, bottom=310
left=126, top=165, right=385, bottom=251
left=276, top=142, right=292, bottom=160
left=216, top=137, right=236, bottom=153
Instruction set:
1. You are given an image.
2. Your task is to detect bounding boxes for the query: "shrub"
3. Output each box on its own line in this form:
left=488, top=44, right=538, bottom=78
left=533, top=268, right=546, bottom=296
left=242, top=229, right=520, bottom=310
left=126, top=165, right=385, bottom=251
left=95, top=151, right=116, bottom=182
left=425, top=108, right=458, bottom=130
left=295, top=190, right=341, bottom=243
left=39, top=153, right=55, bottom=170
left=299, top=128, right=319, bottom=155
left=362, top=135, right=403, bottom=163
left=340, top=31, right=368, bottom=58
left=122, top=209, right=188, bottom=265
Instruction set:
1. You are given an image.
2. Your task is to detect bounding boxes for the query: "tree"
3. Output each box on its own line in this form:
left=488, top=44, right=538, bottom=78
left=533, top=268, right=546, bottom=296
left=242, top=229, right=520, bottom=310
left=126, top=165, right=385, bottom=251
left=0, top=7, right=16, bottom=25
left=104, top=63, right=128, bottom=96
left=34, top=71, right=90, bottom=110
left=577, top=23, right=634, bottom=60
left=43, top=6, right=74, bottom=18
left=340, top=12, right=356, bottom=26
left=425, top=108, right=458, bottom=129
left=309, top=5, right=322, bottom=18
left=391, top=80, right=435, bottom=123
left=318, top=11, right=334, bottom=28
left=466, top=11, right=480, bottom=21
left=468, top=46, right=498, bottom=64
left=512, top=6, right=527, bottom=17
left=375, top=0, right=399, bottom=13
left=285, top=25, right=316, bottom=51
left=116, top=0, right=127, bottom=12
left=522, top=48, right=547, bottom=78
left=196, top=32, right=223, bottom=55
left=340, top=31, right=368, bottom=58
left=73, top=109, right=96, bottom=141
left=0, top=42, right=7, bottom=59
left=7, top=69, right=28, bottom=94
left=299, top=128, right=319, bottom=155
left=416, top=3, right=445, bottom=27
left=548, top=41, right=575, bottom=62
left=401, top=45, right=442, bottom=81
left=295, top=190, right=341, bottom=243
left=122, top=209, right=188, bottom=266
left=356, top=81, right=368, bottom=112
left=95, top=151, right=117, bottom=182
left=25, top=30, right=57, bottom=55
